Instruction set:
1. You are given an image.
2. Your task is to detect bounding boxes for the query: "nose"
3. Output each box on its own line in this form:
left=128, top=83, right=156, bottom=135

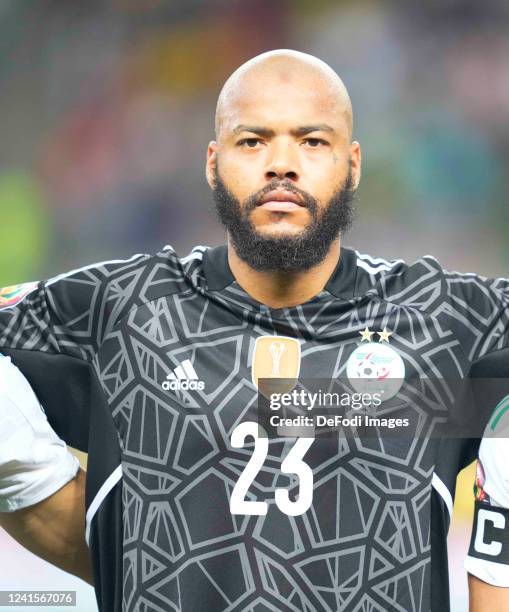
left=264, top=139, right=300, bottom=183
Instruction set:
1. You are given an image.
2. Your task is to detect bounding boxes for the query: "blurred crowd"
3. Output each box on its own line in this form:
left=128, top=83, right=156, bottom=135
left=0, top=0, right=508, bottom=280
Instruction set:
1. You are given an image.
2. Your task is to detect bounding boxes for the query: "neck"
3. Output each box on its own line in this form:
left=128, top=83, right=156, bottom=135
left=227, top=238, right=341, bottom=309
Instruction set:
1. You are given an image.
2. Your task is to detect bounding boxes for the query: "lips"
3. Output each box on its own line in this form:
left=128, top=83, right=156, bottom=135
left=257, top=190, right=304, bottom=207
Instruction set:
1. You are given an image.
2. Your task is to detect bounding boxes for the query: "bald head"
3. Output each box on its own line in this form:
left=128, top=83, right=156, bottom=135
left=215, top=49, right=353, bottom=142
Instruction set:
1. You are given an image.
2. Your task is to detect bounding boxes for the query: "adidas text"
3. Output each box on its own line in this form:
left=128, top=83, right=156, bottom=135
left=162, top=379, right=205, bottom=391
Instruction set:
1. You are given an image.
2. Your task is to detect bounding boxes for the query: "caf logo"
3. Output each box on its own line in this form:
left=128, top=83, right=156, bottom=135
left=346, top=341, right=405, bottom=400
left=0, top=282, right=38, bottom=310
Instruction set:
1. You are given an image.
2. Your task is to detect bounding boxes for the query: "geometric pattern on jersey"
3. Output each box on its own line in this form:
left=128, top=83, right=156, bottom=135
left=0, top=243, right=508, bottom=612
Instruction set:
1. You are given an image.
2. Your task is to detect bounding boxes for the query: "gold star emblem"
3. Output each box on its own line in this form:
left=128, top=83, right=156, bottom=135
left=359, top=327, right=374, bottom=342
left=377, top=327, right=393, bottom=343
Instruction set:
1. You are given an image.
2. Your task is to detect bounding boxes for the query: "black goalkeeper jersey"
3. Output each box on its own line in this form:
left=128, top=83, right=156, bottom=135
left=0, top=244, right=508, bottom=612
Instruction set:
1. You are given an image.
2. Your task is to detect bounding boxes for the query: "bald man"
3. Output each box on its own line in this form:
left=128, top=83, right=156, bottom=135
left=1, top=49, right=508, bottom=612
left=209, top=50, right=359, bottom=302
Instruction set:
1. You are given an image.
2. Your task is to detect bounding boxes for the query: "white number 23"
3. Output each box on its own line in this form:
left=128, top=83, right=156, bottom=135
left=229, top=421, right=314, bottom=516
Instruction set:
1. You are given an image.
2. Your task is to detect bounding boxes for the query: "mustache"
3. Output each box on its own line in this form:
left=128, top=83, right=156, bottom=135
left=243, top=181, right=318, bottom=213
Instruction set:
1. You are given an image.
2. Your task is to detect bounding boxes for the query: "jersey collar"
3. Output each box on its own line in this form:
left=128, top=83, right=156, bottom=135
left=201, top=243, right=357, bottom=300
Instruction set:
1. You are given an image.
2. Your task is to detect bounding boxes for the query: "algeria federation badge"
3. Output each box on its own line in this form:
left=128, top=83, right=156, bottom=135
left=0, top=282, right=38, bottom=310
left=346, top=327, right=405, bottom=400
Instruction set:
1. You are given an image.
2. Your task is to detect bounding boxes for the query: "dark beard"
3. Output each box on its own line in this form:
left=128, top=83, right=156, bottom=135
left=211, top=164, right=357, bottom=272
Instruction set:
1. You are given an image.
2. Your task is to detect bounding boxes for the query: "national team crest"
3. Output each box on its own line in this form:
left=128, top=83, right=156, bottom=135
left=251, top=335, right=301, bottom=396
left=0, top=282, right=38, bottom=310
left=346, top=329, right=405, bottom=399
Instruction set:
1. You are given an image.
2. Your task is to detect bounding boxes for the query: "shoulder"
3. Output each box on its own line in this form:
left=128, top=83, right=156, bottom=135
left=2, top=246, right=210, bottom=352
left=43, top=244, right=207, bottom=306
left=346, top=247, right=445, bottom=307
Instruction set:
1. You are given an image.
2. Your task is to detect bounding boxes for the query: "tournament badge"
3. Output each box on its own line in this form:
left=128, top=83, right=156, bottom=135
left=252, top=335, right=305, bottom=437
left=346, top=327, right=405, bottom=400
left=0, top=282, right=38, bottom=310
left=251, top=335, right=301, bottom=398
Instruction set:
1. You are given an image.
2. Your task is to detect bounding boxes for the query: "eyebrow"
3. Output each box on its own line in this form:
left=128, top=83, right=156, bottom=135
left=232, top=124, right=336, bottom=137
left=293, top=124, right=335, bottom=136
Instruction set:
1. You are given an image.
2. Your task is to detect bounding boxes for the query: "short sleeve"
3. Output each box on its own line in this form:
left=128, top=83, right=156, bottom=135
left=0, top=253, right=151, bottom=447
left=0, top=355, right=79, bottom=512
left=465, top=389, right=509, bottom=586
left=443, top=269, right=509, bottom=361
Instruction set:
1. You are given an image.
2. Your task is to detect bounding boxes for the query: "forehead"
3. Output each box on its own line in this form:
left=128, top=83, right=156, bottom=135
left=220, top=73, right=349, bottom=138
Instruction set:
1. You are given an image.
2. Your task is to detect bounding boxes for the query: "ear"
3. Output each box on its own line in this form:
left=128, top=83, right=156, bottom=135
left=205, top=141, right=218, bottom=189
left=349, top=141, right=362, bottom=189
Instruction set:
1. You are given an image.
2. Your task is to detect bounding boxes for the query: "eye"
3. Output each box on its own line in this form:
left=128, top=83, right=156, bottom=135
left=304, top=138, right=328, bottom=147
left=237, top=138, right=261, bottom=148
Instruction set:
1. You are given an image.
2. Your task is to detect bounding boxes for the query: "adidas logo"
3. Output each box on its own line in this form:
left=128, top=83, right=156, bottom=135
left=162, top=359, right=205, bottom=391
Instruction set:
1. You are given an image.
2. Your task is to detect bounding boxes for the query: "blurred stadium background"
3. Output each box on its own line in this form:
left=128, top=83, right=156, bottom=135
left=1, top=1, right=508, bottom=610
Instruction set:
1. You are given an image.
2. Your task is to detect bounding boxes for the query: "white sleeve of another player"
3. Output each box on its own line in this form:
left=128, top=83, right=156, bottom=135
left=480, top=437, right=509, bottom=508
left=0, top=355, right=79, bottom=512
left=465, top=435, right=509, bottom=586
